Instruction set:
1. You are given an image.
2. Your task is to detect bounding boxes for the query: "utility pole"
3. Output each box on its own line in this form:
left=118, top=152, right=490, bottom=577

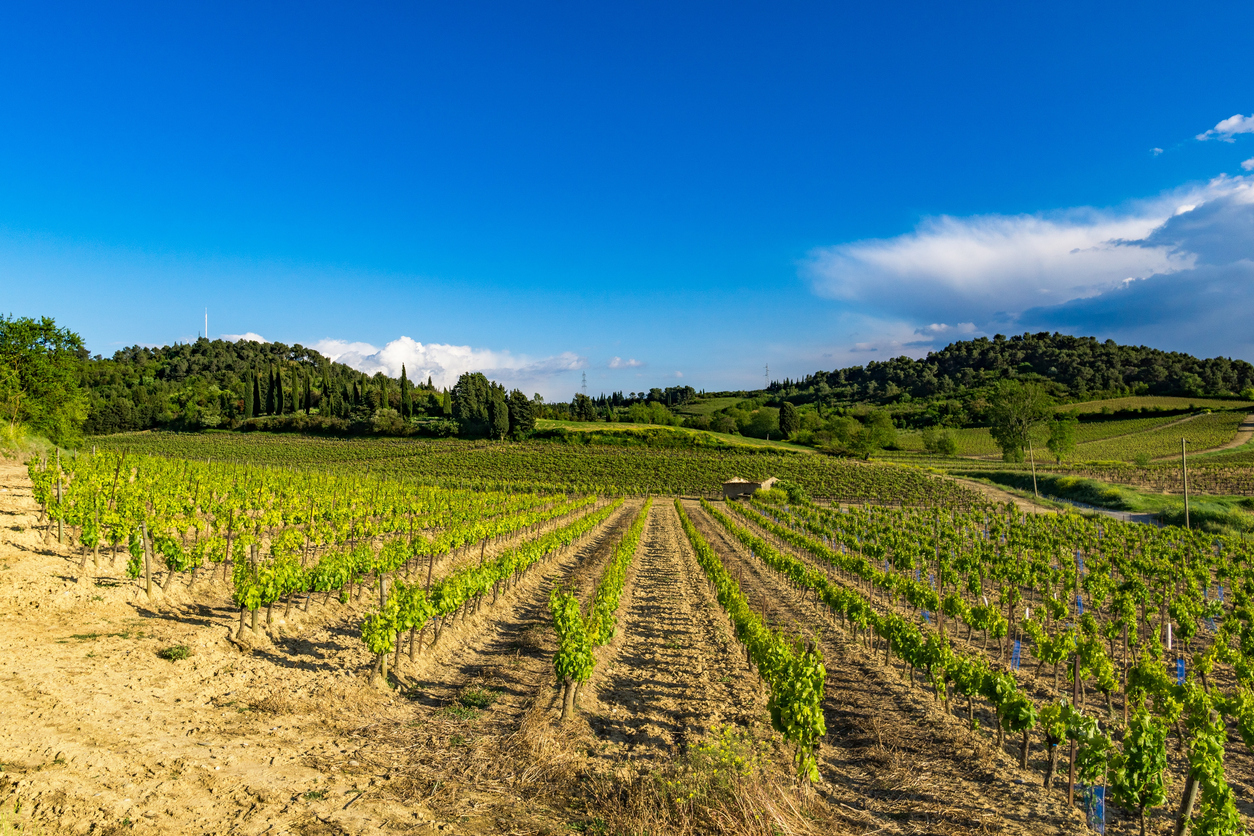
left=1182, top=438, right=1190, bottom=530
left=581, top=371, right=587, bottom=397
left=764, top=363, right=770, bottom=391
left=1028, top=437, right=1039, bottom=499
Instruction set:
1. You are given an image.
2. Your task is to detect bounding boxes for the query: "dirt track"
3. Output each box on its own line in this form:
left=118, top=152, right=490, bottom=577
left=582, top=501, right=768, bottom=767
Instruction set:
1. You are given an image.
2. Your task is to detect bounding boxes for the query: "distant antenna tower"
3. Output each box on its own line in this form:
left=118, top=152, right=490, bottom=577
left=204, top=308, right=208, bottom=341
left=764, top=363, right=770, bottom=391
left=581, top=371, right=588, bottom=396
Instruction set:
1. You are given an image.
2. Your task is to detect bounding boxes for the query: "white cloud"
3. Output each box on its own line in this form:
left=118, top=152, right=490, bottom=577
left=802, top=179, right=1254, bottom=326
left=222, top=332, right=268, bottom=343
left=608, top=356, right=643, bottom=368
left=1243, top=157, right=1254, bottom=172
left=675, top=371, right=683, bottom=378
left=311, top=335, right=586, bottom=393
left=915, top=322, right=977, bottom=337
left=1197, top=113, right=1254, bottom=142
left=1151, top=147, right=1164, bottom=156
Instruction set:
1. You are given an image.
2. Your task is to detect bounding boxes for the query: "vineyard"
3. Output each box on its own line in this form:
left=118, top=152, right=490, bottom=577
left=7, top=443, right=1254, bottom=835
left=90, top=431, right=981, bottom=504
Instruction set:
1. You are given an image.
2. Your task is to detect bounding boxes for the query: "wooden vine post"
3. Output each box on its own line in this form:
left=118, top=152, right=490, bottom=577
left=1068, top=651, right=1079, bottom=805
left=56, top=473, right=64, bottom=545
left=141, top=521, right=153, bottom=601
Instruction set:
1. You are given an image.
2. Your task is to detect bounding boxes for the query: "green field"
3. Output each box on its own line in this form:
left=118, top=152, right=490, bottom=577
left=673, top=396, right=743, bottom=416
left=891, top=410, right=1246, bottom=464
left=535, top=418, right=814, bottom=453
left=93, top=430, right=979, bottom=504
left=1071, top=410, right=1247, bottom=461
left=1061, top=395, right=1253, bottom=413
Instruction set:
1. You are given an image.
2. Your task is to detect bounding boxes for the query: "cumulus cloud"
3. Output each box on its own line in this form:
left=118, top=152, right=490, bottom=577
left=1016, top=183, right=1254, bottom=357
left=1243, top=158, right=1254, bottom=172
left=804, top=177, right=1254, bottom=334
left=1197, top=113, right=1254, bottom=142
left=1152, top=147, right=1164, bottom=156
left=608, top=356, right=643, bottom=369
left=805, top=200, right=1200, bottom=325
left=914, top=322, right=977, bottom=337
left=222, top=332, right=268, bottom=343
left=311, top=336, right=586, bottom=392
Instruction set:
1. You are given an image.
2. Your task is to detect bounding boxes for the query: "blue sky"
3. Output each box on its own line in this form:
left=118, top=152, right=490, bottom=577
left=3, top=2, right=1254, bottom=397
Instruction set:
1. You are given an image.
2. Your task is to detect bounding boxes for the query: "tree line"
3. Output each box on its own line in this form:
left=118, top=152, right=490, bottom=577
left=778, top=331, right=1254, bottom=410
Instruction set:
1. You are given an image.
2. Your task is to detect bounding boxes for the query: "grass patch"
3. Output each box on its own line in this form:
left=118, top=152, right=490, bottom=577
left=68, top=630, right=132, bottom=641
left=157, top=645, right=191, bottom=661
left=967, top=471, right=1254, bottom=533
left=673, top=396, right=743, bottom=416
left=440, top=705, right=479, bottom=720
left=302, top=789, right=327, bottom=801
left=458, top=687, right=498, bottom=710
left=533, top=420, right=813, bottom=454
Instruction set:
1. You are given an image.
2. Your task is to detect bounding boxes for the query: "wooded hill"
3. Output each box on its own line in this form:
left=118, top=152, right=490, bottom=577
left=767, top=332, right=1254, bottom=412
left=80, top=338, right=447, bottom=435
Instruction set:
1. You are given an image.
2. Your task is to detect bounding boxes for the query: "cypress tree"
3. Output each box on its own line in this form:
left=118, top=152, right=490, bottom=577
left=321, top=369, right=332, bottom=415
left=400, top=365, right=411, bottom=418
left=251, top=372, right=262, bottom=417
left=244, top=373, right=254, bottom=419
left=276, top=368, right=285, bottom=414
left=265, top=367, right=276, bottom=415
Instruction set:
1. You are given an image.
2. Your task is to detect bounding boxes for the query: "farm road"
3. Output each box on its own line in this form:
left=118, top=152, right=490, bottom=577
left=584, top=500, right=767, bottom=766
left=685, top=499, right=1090, bottom=836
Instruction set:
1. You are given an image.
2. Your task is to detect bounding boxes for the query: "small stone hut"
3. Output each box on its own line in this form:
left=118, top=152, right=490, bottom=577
left=722, top=476, right=777, bottom=499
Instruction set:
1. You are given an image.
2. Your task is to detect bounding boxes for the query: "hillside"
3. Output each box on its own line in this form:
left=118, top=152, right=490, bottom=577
left=79, top=337, right=445, bottom=434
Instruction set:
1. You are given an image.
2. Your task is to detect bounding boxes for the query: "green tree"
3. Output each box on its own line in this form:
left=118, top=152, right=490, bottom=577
left=988, top=380, right=1053, bottom=462
left=779, top=401, right=800, bottom=438
left=922, top=426, right=959, bottom=457
left=265, top=367, right=276, bottom=415
left=849, top=410, right=897, bottom=459
left=488, top=384, right=510, bottom=440
left=1046, top=410, right=1078, bottom=462
left=251, top=372, right=262, bottom=418
left=451, top=372, right=492, bottom=436
left=508, top=389, right=536, bottom=439
left=571, top=393, right=598, bottom=421
left=320, top=368, right=332, bottom=415
left=399, top=364, right=411, bottom=419
left=0, top=315, right=88, bottom=446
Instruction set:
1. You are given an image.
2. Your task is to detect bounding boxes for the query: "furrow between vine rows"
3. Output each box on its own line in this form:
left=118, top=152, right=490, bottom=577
left=683, top=499, right=1089, bottom=836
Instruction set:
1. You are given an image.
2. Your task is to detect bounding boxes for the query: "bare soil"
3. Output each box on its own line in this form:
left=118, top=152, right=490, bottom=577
left=0, top=460, right=628, bottom=836
left=581, top=501, right=770, bottom=765
left=0, top=448, right=1172, bottom=836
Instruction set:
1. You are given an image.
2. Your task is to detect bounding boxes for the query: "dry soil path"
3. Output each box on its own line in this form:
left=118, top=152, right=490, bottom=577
left=583, top=500, right=766, bottom=767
